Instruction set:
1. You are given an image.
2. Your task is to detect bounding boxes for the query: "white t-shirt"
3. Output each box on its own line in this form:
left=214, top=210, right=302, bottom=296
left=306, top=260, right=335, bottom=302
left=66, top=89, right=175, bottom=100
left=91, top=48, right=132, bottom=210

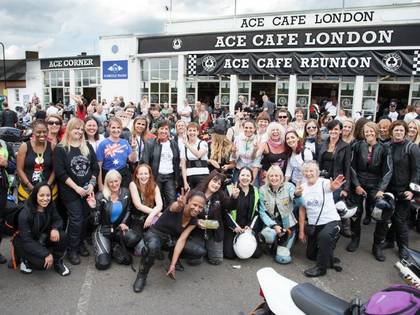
left=46, top=106, right=59, bottom=116
left=302, top=178, right=340, bottom=225
left=388, top=111, right=398, bottom=122
left=179, top=105, right=192, bottom=123
left=286, top=148, right=313, bottom=184
left=158, top=141, right=174, bottom=174
left=180, top=140, right=209, bottom=176
left=325, top=102, right=337, bottom=116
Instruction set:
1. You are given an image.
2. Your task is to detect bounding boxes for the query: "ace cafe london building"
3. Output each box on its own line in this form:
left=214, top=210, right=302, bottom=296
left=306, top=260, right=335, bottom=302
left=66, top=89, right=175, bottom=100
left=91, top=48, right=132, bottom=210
left=99, top=2, right=420, bottom=120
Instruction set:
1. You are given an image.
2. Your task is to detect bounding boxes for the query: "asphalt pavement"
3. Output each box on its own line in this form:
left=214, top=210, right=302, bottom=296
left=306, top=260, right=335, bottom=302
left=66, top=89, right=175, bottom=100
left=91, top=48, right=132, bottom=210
left=0, top=224, right=419, bottom=315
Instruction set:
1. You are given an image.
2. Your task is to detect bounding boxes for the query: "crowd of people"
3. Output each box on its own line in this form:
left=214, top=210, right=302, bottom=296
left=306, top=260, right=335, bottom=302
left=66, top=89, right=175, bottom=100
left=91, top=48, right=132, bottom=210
left=0, top=94, right=419, bottom=293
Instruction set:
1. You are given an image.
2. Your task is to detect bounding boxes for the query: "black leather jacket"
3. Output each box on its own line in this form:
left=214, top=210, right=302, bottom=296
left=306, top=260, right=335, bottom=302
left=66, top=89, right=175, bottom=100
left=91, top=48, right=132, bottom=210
left=141, top=138, right=180, bottom=183
left=389, top=140, right=420, bottom=193
left=95, top=188, right=131, bottom=232
left=317, top=138, right=351, bottom=192
left=350, top=140, right=392, bottom=191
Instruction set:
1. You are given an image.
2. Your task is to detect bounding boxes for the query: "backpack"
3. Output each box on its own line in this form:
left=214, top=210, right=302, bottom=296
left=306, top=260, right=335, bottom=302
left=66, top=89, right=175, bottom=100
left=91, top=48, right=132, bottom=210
left=0, top=196, right=23, bottom=236
left=363, top=284, right=420, bottom=315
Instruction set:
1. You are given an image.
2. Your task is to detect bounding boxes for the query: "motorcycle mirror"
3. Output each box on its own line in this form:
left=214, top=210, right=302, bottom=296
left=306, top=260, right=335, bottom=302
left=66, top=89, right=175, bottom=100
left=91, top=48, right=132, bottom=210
left=409, top=182, right=420, bottom=193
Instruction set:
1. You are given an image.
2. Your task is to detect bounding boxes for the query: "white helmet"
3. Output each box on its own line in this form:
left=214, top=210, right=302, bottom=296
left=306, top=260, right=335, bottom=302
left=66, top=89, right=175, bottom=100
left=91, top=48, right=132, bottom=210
left=261, top=227, right=276, bottom=245
left=233, top=230, right=257, bottom=259
left=335, top=200, right=357, bottom=219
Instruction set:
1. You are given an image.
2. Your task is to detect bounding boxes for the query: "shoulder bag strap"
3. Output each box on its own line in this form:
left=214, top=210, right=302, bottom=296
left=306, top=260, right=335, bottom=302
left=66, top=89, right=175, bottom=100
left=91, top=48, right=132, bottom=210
left=314, top=183, right=325, bottom=226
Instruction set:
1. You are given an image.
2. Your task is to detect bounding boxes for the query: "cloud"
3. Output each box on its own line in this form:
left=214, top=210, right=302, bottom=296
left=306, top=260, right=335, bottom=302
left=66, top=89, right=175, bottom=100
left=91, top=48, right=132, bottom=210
left=0, top=0, right=417, bottom=58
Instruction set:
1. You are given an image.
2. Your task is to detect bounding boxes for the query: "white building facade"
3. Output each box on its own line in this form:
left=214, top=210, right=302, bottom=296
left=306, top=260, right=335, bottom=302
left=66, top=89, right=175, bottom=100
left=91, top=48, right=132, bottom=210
left=97, top=4, right=420, bottom=119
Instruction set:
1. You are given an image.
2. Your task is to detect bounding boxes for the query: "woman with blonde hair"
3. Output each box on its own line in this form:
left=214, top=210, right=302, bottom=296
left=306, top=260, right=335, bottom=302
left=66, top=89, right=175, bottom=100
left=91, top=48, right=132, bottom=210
left=54, top=117, right=99, bottom=265
left=408, top=119, right=420, bottom=145
left=208, top=124, right=235, bottom=177
left=259, top=165, right=303, bottom=264
left=87, top=170, right=139, bottom=270
left=261, top=122, right=289, bottom=177
left=131, top=116, right=155, bottom=162
left=341, top=118, right=355, bottom=144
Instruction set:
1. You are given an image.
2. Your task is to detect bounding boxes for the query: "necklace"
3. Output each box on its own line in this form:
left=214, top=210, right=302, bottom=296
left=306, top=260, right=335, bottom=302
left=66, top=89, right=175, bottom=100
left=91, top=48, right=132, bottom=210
left=34, top=142, right=47, bottom=164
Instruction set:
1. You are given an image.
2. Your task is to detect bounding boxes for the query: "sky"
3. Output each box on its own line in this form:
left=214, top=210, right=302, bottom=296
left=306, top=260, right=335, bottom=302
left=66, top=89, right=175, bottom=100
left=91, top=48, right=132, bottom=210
left=1, top=0, right=418, bottom=59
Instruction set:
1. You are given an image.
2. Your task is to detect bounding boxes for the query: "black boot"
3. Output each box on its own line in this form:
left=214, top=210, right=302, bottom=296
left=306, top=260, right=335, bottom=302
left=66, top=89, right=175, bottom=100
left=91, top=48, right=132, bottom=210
left=346, top=237, right=360, bottom=252
left=133, top=256, right=152, bottom=293
left=304, top=266, right=326, bottom=277
left=372, top=244, right=386, bottom=262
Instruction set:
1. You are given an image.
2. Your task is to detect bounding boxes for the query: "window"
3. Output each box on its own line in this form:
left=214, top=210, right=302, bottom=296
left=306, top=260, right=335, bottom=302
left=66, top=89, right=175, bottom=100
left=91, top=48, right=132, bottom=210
left=339, top=83, right=354, bottom=116
left=140, top=57, right=178, bottom=106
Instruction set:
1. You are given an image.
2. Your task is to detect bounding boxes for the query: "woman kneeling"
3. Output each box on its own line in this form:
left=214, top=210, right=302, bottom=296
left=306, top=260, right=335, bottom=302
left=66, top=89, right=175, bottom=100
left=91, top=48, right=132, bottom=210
left=258, top=165, right=303, bottom=264
left=13, top=183, right=70, bottom=276
left=299, top=161, right=345, bottom=277
left=133, top=190, right=207, bottom=293
left=87, top=170, right=139, bottom=270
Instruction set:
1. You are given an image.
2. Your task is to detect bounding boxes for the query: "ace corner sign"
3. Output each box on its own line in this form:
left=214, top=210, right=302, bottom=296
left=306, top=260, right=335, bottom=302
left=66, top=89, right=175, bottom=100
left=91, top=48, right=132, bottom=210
left=102, top=60, right=128, bottom=80
left=186, top=50, right=420, bottom=77
left=41, top=56, right=100, bottom=70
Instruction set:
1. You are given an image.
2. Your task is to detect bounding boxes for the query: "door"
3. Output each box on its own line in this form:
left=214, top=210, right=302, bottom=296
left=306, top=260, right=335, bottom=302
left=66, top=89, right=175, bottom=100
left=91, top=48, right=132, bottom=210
left=377, top=84, right=410, bottom=119
left=311, top=83, right=339, bottom=113
left=197, top=82, right=219, bottom=108
left=51, top=88, right=64, bottom=104
left=251, top=82, right=276, bottom=106
left=83, top=87, right=97, bottom=104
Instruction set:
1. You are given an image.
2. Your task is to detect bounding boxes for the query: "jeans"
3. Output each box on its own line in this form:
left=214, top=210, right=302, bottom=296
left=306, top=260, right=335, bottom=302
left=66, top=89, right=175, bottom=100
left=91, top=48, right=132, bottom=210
left=351, top=185, right=377, bottom=238
left=65, top=198, right=90, bottom=253
left=156, top=173, right=176, bottom=210
left=190, top=234, right=223, bottom=265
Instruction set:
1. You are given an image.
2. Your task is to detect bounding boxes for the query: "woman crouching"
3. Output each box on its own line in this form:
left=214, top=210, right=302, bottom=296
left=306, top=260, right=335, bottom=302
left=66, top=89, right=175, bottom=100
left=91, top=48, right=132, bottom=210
left=87, top=170, right=140, bottom=270
left=299, top=161, right=345, bottom=277
left=13, top=183, right=70, bottom=276
left=258, top=165, right=303, bottom=264
left=133, top=189, right=207, bottom=293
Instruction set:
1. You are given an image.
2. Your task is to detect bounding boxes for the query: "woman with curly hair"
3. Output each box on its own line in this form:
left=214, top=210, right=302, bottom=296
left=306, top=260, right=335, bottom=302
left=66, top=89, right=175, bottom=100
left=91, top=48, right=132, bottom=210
left=129, top=164, right=163, bottom=238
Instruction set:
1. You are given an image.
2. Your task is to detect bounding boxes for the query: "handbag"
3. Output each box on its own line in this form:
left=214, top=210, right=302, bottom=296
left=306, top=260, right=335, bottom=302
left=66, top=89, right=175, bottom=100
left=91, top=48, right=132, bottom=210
left=305, top=184, right=325, bottom=237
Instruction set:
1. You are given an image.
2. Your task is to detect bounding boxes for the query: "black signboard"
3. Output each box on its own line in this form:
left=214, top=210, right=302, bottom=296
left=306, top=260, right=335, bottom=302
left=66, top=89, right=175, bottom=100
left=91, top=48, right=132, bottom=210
left=187, top=50, right=420, bottom=76
left=40, top=55, right=100, bottom=70
left=138, top=24, right=420, bottom=54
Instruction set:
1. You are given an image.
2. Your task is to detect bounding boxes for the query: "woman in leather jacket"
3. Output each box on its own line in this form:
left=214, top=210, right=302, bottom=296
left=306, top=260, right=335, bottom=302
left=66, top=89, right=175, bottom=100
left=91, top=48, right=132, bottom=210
left=193, top=170, right=236, bottom=265
left=383, top=121, right=420, bottom=259
left=317, top=120, right=351, bottom=201
left=87, top=170, right=139, bottom=270
left=259, top=165, right=303, bottom=264
left=348, top=122, right=392, bottom=261
left=13, top=183, right=70, bottom=276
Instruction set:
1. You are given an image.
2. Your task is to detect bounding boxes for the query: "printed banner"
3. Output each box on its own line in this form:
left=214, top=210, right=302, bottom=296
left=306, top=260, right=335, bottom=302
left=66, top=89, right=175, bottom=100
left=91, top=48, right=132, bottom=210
left=139, top=24, right=420, bottom=53
left=187, top=50, right=420, bottom=76
left=102, top=60, right=128, bottom=80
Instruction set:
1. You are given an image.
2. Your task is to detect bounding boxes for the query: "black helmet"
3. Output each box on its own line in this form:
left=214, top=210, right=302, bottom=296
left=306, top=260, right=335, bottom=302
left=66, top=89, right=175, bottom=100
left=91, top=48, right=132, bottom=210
left=372, top=193, right=395, bottom=222
left=123, top=229, right=141, bottom=248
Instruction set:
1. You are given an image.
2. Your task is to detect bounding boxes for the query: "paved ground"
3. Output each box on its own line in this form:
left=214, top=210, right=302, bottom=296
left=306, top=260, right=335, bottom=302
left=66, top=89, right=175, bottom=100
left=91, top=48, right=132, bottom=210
left=0, top=224, right=419, bottom=315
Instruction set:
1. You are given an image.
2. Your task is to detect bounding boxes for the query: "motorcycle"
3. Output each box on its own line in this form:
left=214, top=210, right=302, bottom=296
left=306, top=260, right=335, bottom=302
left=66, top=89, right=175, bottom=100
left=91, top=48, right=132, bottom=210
left=251, top=259, right=420, bottom=315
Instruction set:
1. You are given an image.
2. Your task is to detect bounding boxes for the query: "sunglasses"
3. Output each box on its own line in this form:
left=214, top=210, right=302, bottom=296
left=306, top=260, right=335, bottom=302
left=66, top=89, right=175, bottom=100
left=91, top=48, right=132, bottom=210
left=278, top=116, right=288, bottom=119
left=306, top=126, right=317, bottom=130
left=47, top=121, right=62, bottom=126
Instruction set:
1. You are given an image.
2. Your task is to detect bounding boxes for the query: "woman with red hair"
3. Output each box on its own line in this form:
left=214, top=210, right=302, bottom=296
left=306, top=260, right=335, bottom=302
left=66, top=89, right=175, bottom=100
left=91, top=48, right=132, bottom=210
left=129, top=164, right=163, bottom=237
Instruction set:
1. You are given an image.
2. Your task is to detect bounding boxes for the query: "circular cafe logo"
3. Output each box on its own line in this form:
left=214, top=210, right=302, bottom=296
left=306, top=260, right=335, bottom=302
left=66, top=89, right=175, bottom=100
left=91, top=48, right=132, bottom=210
left=111, top=45, right=119, bottom=54
left=297, top=97, right=307, bottom=106
left=341, top=98, right=352, bottom=108
left=277, top=96, right=287, bottom=106
left=202, top=55, right=217, bottom=72
left=382, top=52, right=402, bottom=72
left=172, top=38, right=182, bottom=50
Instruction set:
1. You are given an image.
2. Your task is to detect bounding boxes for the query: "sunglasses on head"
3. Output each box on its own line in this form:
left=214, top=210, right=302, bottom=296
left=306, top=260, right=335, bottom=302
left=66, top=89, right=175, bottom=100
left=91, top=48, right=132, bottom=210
left=47, top=121, right=62, bottom=126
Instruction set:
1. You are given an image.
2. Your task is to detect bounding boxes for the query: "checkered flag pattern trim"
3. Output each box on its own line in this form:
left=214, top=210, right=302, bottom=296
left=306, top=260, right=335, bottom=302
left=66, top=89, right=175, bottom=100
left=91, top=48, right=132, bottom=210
left=187, top=54, right=197, bottom=76
left=413, top=50, right=420, bottom=75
